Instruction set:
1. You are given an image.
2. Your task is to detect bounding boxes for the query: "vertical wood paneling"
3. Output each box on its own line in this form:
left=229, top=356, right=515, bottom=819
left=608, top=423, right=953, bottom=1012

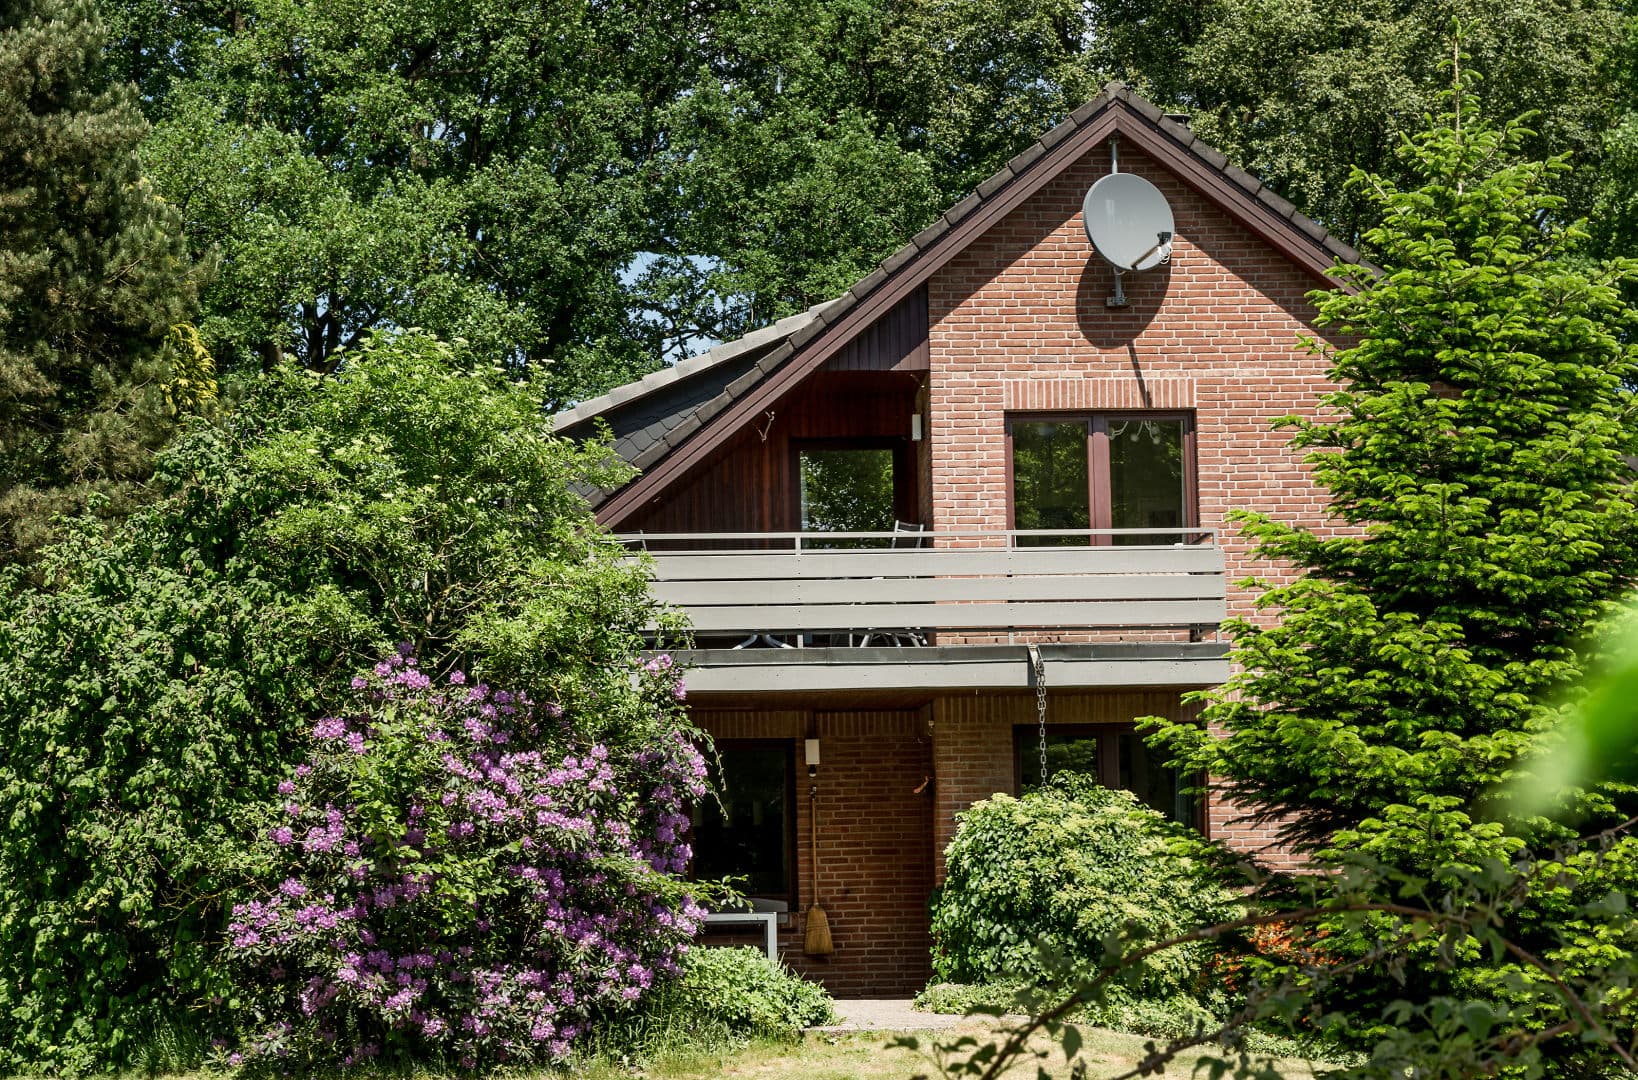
left=625, top=372, right=923, bottom=534
left=825, top=286, right=930, bottom=372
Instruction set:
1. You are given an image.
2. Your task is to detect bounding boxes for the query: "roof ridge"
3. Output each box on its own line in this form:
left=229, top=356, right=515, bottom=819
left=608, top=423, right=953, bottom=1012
left=570, top=82, right=1368, bottom=516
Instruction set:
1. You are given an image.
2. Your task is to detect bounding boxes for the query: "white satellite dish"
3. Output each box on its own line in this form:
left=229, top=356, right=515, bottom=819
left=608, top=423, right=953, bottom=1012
left=1082, top=172, right=1174, bottom=273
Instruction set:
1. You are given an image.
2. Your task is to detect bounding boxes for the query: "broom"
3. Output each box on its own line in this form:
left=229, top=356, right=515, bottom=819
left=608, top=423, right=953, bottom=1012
left=803, top=784, right=834, bottom=956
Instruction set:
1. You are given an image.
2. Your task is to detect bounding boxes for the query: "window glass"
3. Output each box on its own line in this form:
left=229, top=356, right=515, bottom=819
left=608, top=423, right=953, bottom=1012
left=1018, top=731, right=1102, bottom=791
left=1106, top=418, right=1187, bottom=544
left=1009, top=420, right=1089, bottom=546
left=1115, top=730, right=1195, bottom=824
left=690, top=745, right=792, bottom=900
left=1016, top=727, right=1194, bottom=827
left=799, top=448, right=896, bottom=538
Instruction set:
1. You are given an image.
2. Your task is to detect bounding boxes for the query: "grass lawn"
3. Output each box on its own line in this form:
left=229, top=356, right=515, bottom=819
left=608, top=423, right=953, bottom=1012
left=572, top=1021, right=1326, bottom=1079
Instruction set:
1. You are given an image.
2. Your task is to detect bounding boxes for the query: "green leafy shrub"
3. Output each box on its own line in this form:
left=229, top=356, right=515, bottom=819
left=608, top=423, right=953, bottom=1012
left=586, top=947, right=833, bottom=1064
left=667, top=946, right=835, bottom=1036
left=0, top=332, right=672, bottom=1071
left=929, top=776, right=1238, bottom=1002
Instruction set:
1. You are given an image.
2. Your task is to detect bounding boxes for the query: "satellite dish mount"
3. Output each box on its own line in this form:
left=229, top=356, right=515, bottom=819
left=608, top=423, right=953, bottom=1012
left=1082, top=135, right=1175, bottom=308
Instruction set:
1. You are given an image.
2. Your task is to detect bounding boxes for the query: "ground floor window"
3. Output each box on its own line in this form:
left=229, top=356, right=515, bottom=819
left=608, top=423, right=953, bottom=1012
left=689, top=741, right=796, bottom=906
left=1012, top=725, right=1196, bottom=826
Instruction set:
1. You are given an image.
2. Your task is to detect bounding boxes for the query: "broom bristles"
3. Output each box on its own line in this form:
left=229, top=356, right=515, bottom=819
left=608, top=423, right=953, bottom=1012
left=803, top=903, right=834, bottom=956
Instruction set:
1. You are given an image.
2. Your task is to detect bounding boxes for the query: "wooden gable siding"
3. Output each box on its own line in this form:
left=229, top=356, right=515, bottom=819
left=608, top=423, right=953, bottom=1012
left=823, top=286, right=929, bottom=372
left=623, top=370, right=922, bottom=535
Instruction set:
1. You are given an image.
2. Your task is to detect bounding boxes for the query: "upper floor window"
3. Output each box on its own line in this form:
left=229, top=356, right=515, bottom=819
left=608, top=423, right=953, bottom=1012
left=1006, top=413, right=1195, bottom=546
left=793, top=439, right=913, bottom=546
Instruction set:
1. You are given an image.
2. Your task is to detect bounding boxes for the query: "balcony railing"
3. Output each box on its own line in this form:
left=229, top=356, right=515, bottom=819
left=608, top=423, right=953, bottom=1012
left=621, top=529, right=1225, bottom=643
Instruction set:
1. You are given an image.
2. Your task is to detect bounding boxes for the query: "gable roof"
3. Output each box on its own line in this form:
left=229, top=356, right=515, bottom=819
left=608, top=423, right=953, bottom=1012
left=556, top=79, right=1363, bottom=525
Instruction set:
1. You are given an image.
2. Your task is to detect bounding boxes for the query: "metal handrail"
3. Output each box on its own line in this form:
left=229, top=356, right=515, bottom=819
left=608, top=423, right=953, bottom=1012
left=616, top=527, right=1217, bottom=553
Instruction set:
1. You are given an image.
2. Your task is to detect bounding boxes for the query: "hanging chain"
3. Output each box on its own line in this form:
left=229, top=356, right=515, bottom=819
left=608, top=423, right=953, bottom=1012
left=1028, top=644, right=1048, bottom=784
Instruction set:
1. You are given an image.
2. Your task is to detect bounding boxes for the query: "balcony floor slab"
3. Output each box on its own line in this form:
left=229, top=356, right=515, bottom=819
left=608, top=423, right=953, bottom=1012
left=663, top=642, right=1229, bottom=695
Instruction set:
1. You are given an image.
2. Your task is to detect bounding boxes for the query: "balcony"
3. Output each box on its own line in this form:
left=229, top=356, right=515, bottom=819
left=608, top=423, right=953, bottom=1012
left=624, top=529, right=1230, bottom=695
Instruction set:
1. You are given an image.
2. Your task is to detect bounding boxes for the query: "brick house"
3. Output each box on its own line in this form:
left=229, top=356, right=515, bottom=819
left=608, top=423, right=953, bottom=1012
left=553, top=81, right=1357, bottom=997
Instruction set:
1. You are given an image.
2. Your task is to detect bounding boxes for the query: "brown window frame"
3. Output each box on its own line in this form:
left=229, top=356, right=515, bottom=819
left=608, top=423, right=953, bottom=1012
left=1004, top=412, right=1198, bottom=542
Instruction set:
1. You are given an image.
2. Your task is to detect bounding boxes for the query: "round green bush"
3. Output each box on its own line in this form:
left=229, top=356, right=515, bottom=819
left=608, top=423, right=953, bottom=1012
left=668, top=946, right=835, bottom=1036
left=929, top=774, right=1239, bottom=999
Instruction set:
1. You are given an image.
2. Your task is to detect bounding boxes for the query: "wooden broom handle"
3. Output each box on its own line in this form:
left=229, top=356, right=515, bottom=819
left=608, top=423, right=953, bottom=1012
left=809, top=785, right=818, bottom=905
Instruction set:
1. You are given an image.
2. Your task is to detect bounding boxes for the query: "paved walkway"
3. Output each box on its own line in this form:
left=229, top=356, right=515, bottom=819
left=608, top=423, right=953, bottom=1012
left=812, top=998, right=981, bottom=1032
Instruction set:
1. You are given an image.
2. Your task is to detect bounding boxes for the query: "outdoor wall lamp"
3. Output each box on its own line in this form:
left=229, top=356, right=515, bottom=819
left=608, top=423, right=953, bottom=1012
left=805, top=738, right=821, bottom=779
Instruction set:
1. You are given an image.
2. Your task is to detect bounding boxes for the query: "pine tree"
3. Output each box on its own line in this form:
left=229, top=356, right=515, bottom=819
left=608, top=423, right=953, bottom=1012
left=1153, top=68, right=1638, bottom=858
left=0, top=0, right=205, bottom=563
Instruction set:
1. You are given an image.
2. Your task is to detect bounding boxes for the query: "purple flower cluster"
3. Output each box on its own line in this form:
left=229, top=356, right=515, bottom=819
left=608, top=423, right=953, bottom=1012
left=224, top=650, right=707, bottom=1068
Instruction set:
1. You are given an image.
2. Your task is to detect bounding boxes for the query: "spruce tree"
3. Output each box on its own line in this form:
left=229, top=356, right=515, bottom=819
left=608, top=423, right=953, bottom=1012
left=0, top=0, right=204, bottom=563
left=1153, top=71, right=1638, bottom=858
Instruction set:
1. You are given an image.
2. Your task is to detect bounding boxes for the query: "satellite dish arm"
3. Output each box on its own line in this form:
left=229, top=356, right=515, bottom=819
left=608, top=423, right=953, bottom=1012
left=1134, top=230, right=1173, bottom=269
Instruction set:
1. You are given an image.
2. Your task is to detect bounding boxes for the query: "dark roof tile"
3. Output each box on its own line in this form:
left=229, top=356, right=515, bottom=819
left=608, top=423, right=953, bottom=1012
left=1156, top=113, right=1198, bottom=150
left=1038, top=116, right=1077, bottom=150
left=571, top=78, right=1369, bottom=508
left=1006, top=140, right=1047, bottom=175
left=942, top=191, right=983, bottom=225
left=1120, top=88, right=1165, bottom=123
left=1193, top=141, right=1229, bottom=171
left=1323, top=235, right=1365, bottom=264
left=975, top=165, right=1015, bottom=199
left=1256, top=185, right=1298, bottom=220
left=785, top=318, right=823, bottom=351
left=1068, top=88, right=1113, bottom=125
left=1222, top=164, right=1263, bottom=196
left=909, top=217, right=950, bottom=251
left=756, top=340, right=796, bottom=374
left=726, top=367, right=765, bottom=398
left=630, top=440, right=671, bottom=472
left=1292, top=212, right=1330, bottom=243
left=851, top=265, right=890, bottom=299
left=878, top=242, right=917, bottom=277
left=665, top=408, right=705, bottom=446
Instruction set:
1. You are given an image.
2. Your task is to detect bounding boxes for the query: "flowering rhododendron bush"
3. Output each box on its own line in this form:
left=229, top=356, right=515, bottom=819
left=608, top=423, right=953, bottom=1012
left=223, top=649, right=707, bottom=1067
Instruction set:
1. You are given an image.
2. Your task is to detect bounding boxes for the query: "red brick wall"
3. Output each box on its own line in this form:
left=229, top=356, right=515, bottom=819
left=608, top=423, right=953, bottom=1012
left=693, top=709, right=935, bottom=998
left=926, top=141, right=1349, bottom=858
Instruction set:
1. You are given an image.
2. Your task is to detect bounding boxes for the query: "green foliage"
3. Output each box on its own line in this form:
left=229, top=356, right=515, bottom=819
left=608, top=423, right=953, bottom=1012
left=1182, top=1, right=1627, bottom=246
left=1151, top=74, right=1638, bottom=856
left=223, top=658, right=704, bottom=1068
left=921, top=83, right=1638, bottom=1080
left=98, top=0, right=1631, bottom=405
left=0, top=332, right=662, bottom=1071
left=591, top=946, right=834, bottom=1063
left=663, top=946, right=835, bottom=1037
left=0, top=0, right=206, bottom=561
left=929, top=777, right=1239, bottom=1001
left=1510, top=603, right=1638, bottom=817
left=1129, top=75, right=1638, bottom=1078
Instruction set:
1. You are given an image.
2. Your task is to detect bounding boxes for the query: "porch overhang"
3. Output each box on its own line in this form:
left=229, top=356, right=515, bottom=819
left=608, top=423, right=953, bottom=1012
left=668, top=642, right=1229, bottom=695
